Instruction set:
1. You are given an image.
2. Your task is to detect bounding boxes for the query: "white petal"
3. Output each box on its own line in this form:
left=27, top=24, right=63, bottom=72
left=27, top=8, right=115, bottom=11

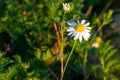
left=85, top=33, right=90, bottom=39
left=79, top=34, right=82, bottom=42
left=82, top=32, right=88, bottom=41
left=63, top=3, right=65, bottom=6
left=71, top=31, right=76, bottom=37
left=86, top=33, right=90, bottom=39
left=71, top=34, right=75, bottom=37
left=84, top=22, right=90, bottom=27
left=68, top=32, right=73, bottom=36
left=85, top=29, right=90, bottom=33
left=67, top=22, right=77, bottom=27
left=67, top=28, right=74, bottom=32
left=85, top=27, right=91, bottom=30
left=74, top=33, right=79, bottom=40
left=87, top=33, right=91, bottom=37
left=81, top=20, right=86, bottom=25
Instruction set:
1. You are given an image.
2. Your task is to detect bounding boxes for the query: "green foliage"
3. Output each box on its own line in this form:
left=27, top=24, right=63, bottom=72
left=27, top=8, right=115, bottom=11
left=0, top=52, right=14, bottom=80
left=92, top=10, right=113, bottom=29
left=0, top=0, right=120, bottom=80
left=96, top=41, right=120, bottom=80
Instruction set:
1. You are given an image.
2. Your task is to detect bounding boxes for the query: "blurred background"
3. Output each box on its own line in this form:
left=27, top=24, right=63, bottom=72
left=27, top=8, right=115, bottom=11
left=0, top=0, right=120, bottom=80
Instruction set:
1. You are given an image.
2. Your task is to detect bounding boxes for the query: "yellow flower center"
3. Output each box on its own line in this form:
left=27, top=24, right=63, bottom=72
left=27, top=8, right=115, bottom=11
left=75, top=24, right=85, bottom=32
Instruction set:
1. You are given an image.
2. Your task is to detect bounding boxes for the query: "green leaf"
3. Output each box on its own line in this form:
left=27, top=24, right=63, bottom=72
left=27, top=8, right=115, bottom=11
left=43, top=49, right=52, bottom=61
left=105, top=49, right=117, bottom=62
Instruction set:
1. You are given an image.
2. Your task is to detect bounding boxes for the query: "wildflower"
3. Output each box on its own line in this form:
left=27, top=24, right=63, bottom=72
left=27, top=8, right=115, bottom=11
left=63, top=3, right=70, bottom=12
left=67, top=20, right=91, bottom=42
left=92, top=37, right=102, bottom=48
left=92, top=42, right=99, bottom=48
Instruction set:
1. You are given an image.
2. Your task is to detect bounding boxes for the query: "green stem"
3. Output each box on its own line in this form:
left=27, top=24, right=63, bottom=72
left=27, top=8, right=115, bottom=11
left=61, top=40, right=76, bottom=80
left=101, top=58, right=106, bottom=80
left=84, top=46, right=88, bottom=80
left=61, top=12, right=65, bottom=51
left=60, top=12, right=65, bottom=80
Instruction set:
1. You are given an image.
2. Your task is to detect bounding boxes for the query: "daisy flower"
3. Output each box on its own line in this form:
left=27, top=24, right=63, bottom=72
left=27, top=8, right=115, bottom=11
left=63, top=3, right=70, bottom=12
left=67, top=20, right=91, bottom=42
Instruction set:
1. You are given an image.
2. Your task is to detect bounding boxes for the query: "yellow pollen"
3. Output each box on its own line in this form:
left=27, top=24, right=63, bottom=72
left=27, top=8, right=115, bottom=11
left=75, top=24, right=85, bottom=32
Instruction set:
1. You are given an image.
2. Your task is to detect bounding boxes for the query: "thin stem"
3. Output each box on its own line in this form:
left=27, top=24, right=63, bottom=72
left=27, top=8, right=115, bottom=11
left=61, top=26, right=64, bottom=80
left=84, top=48, right=88, bottom=80
left=61, top=55, right=64, bottom=78
left=61, top=40, right=77, bottom=80
left=101, top=58, right=106, bottom=80
left=60, top=12, right=65, bottom=80
left=48, top=67, right=59, bottom=80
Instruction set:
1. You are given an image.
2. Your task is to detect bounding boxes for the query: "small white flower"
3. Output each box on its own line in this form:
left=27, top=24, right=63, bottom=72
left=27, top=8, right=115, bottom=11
left=63, top=3, right=70, bottom=12
left=67, top=20, right=91, bottom=42
left=92, top=42, right=99, bottom=48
